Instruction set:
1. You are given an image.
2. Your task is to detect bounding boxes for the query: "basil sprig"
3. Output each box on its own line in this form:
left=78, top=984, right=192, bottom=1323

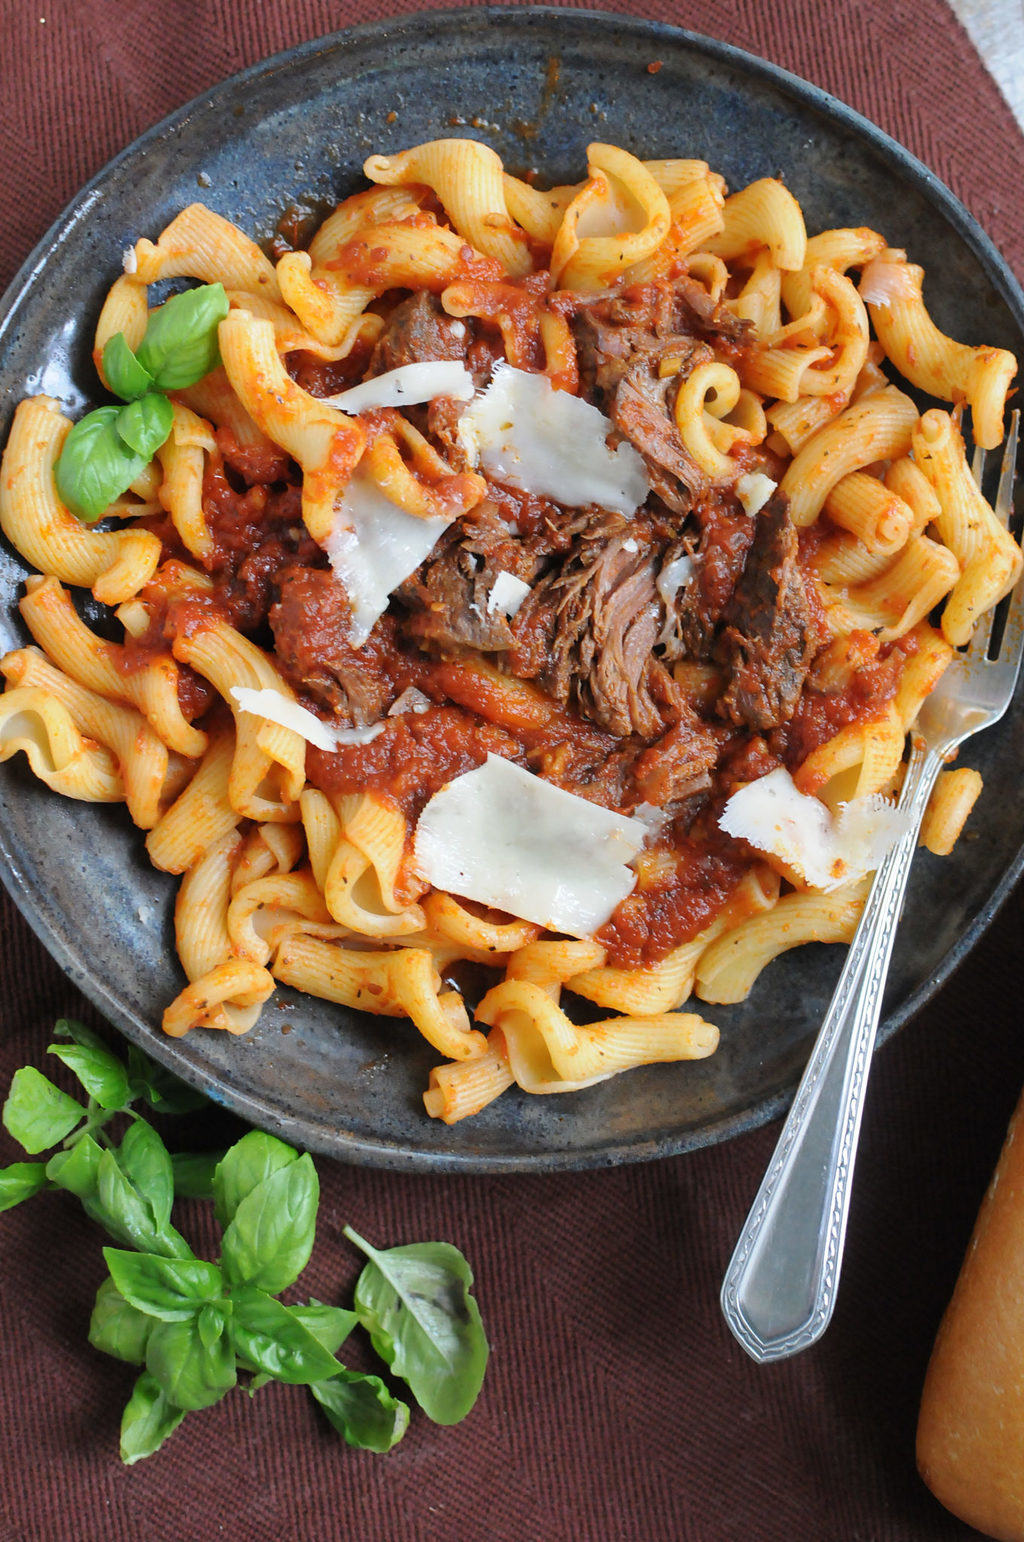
left=55, top=281, right=228, bottom=523
left=1, top=1023, right=490, bottom=1464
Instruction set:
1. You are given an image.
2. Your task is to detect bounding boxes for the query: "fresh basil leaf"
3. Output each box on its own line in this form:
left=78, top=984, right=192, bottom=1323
left=117, top=1120, right=174, bottom=1231
left=45, top=1132, right=102, bottom=1200
left=170, top=1151, right=222, bottom=1200
left=54, top=404, right=150, bottom=523
left=289, top=1299, right=359, bottom=1356
left=344, top=1228, right=488, bottom=1426
left=197, top=1302, right=229, bottom=1351
left=0, top=1161, right=48, bottom=1211
left=228, top=1285, right=345, bottom=1386
left=220, top=1152, right=318, bottom=1294
left=126, top=1046, right=208, bottom=1115
left=53, top=1018, right=110, bottom=1052
left=97, top=1149, right=191, bottom=1259
left=102, top=332, right=155, bottom=402
left=212, top=1130, right=298, bottom=1228
left=120, top=1371, right=186, bottom=1465
left=135, top=282, right=228, bottom=391
left=103, top=1249, right=221, bottom=1322
left=89, top=1276, right=155, bottom=1366
left=115, top=392, right=173, bottom=458
left=2, top=1067, right=85, bottom=1153
left=46, top=1041, right=131, bottom=1111
left=146, top=1315, right=236, bottom=1411
left=311, top=1369, right=410, bottom=1453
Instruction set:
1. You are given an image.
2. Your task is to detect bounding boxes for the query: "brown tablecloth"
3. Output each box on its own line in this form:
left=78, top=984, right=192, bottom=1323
left=2, top=2, right=1024, bottom=1537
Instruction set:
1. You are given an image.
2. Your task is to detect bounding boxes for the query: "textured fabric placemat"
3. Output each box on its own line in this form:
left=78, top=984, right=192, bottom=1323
left=2, top=2, right=1023, bottom=1538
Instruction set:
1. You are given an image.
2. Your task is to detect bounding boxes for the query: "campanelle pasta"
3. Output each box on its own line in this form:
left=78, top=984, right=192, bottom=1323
left=0, top=138, right=1018, bottom=1125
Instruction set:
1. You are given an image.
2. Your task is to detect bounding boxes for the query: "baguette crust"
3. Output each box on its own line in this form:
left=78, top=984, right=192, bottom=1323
left=918, top=1091, right=1024, bottom=1540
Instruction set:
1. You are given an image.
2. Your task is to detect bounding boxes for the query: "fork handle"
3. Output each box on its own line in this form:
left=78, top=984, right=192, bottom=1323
left=720, top=737, right=945, bottom=1362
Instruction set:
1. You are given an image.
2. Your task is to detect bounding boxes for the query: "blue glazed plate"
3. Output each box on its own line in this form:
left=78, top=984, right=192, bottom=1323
left=1, top=8, right=1022, bottom=1171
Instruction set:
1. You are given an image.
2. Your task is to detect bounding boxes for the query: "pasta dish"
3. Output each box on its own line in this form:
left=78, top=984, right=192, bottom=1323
left=0, top=139, right=1018, bottom=1124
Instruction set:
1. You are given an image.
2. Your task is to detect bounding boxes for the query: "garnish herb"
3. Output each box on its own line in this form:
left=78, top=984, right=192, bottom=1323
left=1, top=1022, right=489, bottom=1463
left=56, top=281, right=228, bottom=522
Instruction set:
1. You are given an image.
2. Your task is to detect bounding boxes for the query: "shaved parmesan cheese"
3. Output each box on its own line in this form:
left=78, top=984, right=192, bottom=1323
left=388, top=686, right=432, bottom=716
left=458, top=365, right=649, bottom=516
left=631, top=802, right=671, bottom=840
left=735, top=472, right=777, bottom=517
left=230, top=687, right=384, bottom=752
left=414, top=754, right=650, bottom=937
left=718, top=768, right=909, bottom=890
left=622, top=538, right=639, bottom=553
left=325, top=468, right=451, bottom=647
left=319, top=361, right=474, bottom=413
left=486, top=570, right=531, bottom=617
left=122, top=246, right=138, bottom=275
left=858, top=257, right=918, bottom=306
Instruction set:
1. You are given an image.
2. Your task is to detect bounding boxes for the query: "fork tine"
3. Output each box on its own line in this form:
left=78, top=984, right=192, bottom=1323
left=971, top=441, right=987, bottom=488
left=994, top=408, right=1020, bottom=528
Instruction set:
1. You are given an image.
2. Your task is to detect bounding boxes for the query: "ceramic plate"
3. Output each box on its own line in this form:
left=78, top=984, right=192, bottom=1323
left=2, top=7, right=1022, bottom=1170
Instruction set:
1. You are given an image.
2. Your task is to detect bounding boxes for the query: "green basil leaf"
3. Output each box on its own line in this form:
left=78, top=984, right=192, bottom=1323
left=228, top=1285, right=345, bottom=1386
left=311, top=1369, right=410, bottom=1453
left=345, top=1228, right=488, bottom=1426
left=54, top=404, right=150, bottom=523
left=146, top=1315, right=236, bottom=1412
left=170, top=1150, right=222, bottom=1200
left=45, top=1132, right=102, bottom=1200
left=119, top=1371, right=187, bottom=1464
left=197, top=1302, right=229, bottom=1350
left=46, top=1041, right=132, bottom=1111
left=102, top=332, right=155, bottom=402
left=212, top=1130, right=298, bottom=1228
left=115, top=392, right=174, bottom=458
left=96, top=1149, right=191, bottom=1258
left=289, top=1299, right=358, bottom=1356
left=126, top=1046, right=208, bottom=1115
left=220, top=1152, right=318, bottom=1294
left=117, top=1120, right=174, bottom=1231
left=0, top=1161, right=48, bottom=1211
left=2, top=1067, right=85, bottom=1153
left=53, top=1018, right=109, bottom=1052
left=89, top=1276, right=155, bottom=1366
left=103, top=1249, right=222, bottom=1322
left=135, top=282, right=229, bottom=391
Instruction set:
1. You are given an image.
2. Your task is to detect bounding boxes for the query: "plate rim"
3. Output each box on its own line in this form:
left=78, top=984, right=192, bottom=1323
left=1, top=4, right=1022, bottom=1172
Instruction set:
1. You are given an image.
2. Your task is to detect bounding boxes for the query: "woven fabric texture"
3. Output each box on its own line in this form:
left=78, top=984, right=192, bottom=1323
left=1, top=1, right=1023, bottom=1538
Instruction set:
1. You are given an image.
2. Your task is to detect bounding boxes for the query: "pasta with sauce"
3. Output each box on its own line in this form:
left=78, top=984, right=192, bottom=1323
left=0, top=138, right=1018, bottom=1124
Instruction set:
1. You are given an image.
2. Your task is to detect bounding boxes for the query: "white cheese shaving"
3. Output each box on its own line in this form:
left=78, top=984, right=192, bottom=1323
left=325, top=468, right=452, bottom=647
left=458, top=364, right=649, bottom=516
left=858, top=257, right=918, bottom=307
left=622, top=538, right=639, bottom=553
left=388, top=686, right=432, bottom=716
left=122, top=245, right=138, bottom=275
left=319, top=361, right=475, bottom=413
left=630, top=802, right=671, bottom=840
left=230, top=687, right=385, bottom=752
left=718, top=768, right=909, bottom=891
left=486, top=570, right=531, bottom=617
left=413, top=753, right=650, bottom=937
left=735, top=472, right=777, bottom=518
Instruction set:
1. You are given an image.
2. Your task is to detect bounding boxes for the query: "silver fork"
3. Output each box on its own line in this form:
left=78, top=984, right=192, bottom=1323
left=720, top=410, right=1024, bottom=1363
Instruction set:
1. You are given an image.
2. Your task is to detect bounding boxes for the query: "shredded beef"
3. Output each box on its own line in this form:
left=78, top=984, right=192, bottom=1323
left=659, top=504, right=757, bottom=663
left=631, top=715, right=720, bottom=807
left=270, top=565, right=404, bottom=725
left=715, top=494, right=815, bottom=731
left=367, top=292, right=479, bottom=467
left=509, top=516, right=672, bottom=740
left=611, top=341, right=711, bottom=515
left=398, top=501, right=544, bottom=654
